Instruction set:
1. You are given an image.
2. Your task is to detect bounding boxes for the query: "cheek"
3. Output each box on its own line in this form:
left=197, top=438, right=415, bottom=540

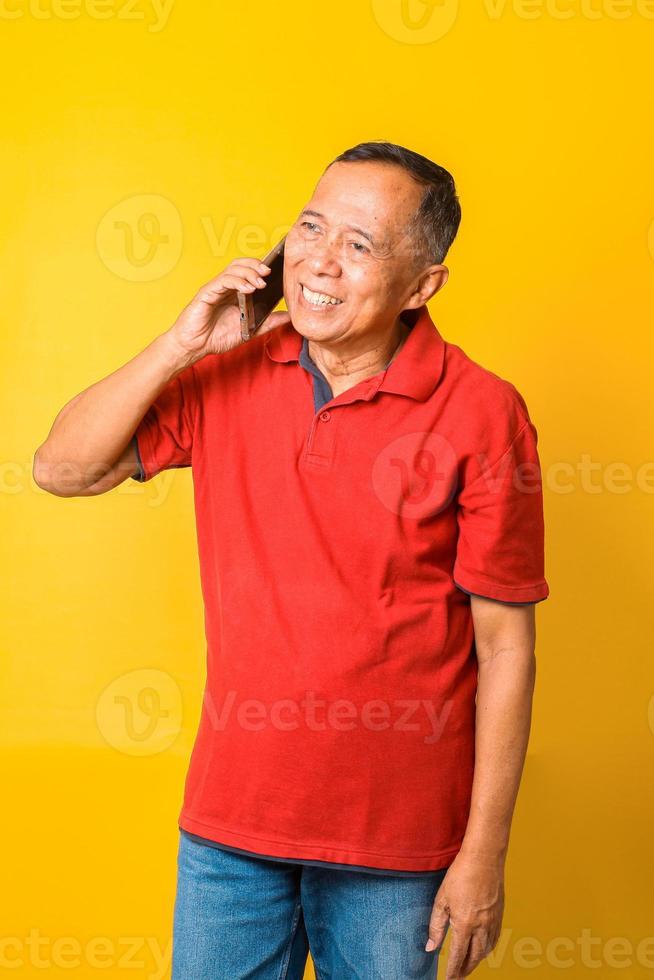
left=283, top=235, right=307, bottom=265
left=347, top=264, right=385, bottom=297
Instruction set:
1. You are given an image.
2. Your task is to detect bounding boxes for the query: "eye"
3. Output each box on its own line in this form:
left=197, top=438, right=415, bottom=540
left=301, top=221, right=320, bottom=233
left=350, top=241, right=369, bottom=254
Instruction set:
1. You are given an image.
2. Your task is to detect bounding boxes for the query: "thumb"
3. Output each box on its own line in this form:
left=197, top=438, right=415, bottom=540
left=425, top=898, right=450, bottom=953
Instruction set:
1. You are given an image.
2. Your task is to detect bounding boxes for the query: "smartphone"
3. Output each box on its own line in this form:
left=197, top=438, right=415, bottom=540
left=238, top=235, right=286, bottom=342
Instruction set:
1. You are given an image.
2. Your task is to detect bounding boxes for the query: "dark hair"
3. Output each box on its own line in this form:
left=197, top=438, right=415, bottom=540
left=327, top=141, right=461, bottom=267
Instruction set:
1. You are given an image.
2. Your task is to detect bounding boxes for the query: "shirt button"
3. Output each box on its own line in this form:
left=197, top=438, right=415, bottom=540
left=319, top=411, right=331, bottom=422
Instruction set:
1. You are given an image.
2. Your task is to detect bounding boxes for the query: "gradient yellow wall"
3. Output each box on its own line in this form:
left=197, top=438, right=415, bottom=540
left=2, top=0, right=653, bottom=976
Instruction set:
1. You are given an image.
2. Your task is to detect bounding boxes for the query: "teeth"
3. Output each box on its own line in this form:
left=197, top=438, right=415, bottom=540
left=302, top=285, right=342, bottom=306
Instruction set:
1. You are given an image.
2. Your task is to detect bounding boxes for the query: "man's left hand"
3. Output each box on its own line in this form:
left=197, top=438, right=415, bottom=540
left=425, top=850, right=505, bottom=978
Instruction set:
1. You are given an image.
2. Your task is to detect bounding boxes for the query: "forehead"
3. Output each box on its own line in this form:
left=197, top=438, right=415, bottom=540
left=306, top=161, right=423, bottom=243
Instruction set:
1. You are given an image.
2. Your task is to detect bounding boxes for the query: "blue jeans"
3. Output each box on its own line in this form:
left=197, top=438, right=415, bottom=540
left=172, top=829, right=449, bottom=979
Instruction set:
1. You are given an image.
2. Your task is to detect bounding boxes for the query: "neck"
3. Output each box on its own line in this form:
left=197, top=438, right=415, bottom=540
left=308, top=315, right=410, bottom=398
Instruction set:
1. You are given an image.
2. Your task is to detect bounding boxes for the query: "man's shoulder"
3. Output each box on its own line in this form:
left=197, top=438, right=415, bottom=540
left=441, top=337, right=534, bottom=443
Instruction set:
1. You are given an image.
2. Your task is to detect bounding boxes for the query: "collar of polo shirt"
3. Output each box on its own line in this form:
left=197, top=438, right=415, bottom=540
left=264, top=304, right=446, bottom=403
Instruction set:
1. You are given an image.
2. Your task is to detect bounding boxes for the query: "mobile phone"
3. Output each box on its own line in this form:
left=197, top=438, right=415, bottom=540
left=238, top=236, right=286, bottom=342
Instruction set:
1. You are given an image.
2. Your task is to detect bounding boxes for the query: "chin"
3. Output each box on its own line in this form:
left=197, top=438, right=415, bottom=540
left=287, top=303, right=328, bottom=338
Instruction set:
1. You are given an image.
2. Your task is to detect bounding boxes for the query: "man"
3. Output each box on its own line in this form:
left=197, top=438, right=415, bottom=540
left=34, top=141, right=549, bottom=979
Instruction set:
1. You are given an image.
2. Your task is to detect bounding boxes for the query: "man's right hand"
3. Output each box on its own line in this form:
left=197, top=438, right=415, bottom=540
left=34, top=257, right=293, bottom=496
left=166, top=257, right=292, bottom=365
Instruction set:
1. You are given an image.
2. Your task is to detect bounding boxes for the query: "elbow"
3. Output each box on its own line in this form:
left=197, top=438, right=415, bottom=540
left=33, top=445, right=61, bottom=495
left=33, top=444, right=81, bottom=497
left=33, top=445, right=53, bottom=493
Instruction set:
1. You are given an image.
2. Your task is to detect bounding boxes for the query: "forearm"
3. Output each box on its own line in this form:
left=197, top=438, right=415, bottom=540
left=459, top=644, right=536, bottom=867
left=34, top=331, right=194, bottom=494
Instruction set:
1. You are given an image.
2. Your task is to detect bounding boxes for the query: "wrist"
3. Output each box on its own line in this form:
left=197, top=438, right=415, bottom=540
left=458, top=838, right=508, bottom=870
left=153, top=331, right=200, bottom=375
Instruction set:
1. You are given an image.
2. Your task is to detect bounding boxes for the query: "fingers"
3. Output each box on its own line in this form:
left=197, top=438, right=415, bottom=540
left=444, top=925, right=471, bottom=980
left=199, top=258, right=272, bottom=300
left=229, top=262, right=272, bottom=290
left=218, top=274, right=262, bottom=294
left=456, top=929, right=492, bottom=977
left=443, top=922, right=495, bottom=979
left=230, top=257, right=272, bottom=274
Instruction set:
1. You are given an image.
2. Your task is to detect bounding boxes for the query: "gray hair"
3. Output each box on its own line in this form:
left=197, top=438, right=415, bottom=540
left=328, top=140, right=462, bottom=268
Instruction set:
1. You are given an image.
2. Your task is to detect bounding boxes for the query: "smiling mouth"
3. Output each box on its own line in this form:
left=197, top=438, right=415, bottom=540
left=299, top=283, right=343, bottom=309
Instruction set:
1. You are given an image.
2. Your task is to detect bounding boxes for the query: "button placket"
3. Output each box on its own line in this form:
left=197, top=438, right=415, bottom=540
left=304, top=406, right=337, bottom=467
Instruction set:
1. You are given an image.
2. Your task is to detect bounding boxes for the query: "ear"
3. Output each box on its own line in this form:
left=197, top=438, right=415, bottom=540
left=403, top=264, right=450, bottom=310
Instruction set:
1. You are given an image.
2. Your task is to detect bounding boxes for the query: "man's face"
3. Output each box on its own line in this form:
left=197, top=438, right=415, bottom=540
left=283, top=161, right=439, bottom=345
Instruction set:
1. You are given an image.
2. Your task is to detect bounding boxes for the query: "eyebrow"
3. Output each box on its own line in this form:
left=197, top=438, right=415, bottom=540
left=299, top=209, right=380, bottom=249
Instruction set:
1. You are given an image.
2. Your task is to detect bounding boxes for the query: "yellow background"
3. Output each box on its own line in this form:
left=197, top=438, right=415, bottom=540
left=2, top=0, right=653, bottom=976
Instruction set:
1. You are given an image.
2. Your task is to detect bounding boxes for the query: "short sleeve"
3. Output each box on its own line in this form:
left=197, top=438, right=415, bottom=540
left=130, top=363, right=199, bottom=483
left=453, top=417, right=550, bottom=604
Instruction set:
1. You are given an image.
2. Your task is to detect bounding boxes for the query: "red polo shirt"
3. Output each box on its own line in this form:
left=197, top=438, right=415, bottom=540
left=131, top=305, right=549, bottom=872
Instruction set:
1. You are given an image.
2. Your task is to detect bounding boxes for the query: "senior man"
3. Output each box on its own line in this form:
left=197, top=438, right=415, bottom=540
left=34, top=141, right=549, bottom=980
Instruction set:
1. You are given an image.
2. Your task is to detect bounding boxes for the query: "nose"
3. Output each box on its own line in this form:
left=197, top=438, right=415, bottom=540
left=305, top=234, right=341, bottom=278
